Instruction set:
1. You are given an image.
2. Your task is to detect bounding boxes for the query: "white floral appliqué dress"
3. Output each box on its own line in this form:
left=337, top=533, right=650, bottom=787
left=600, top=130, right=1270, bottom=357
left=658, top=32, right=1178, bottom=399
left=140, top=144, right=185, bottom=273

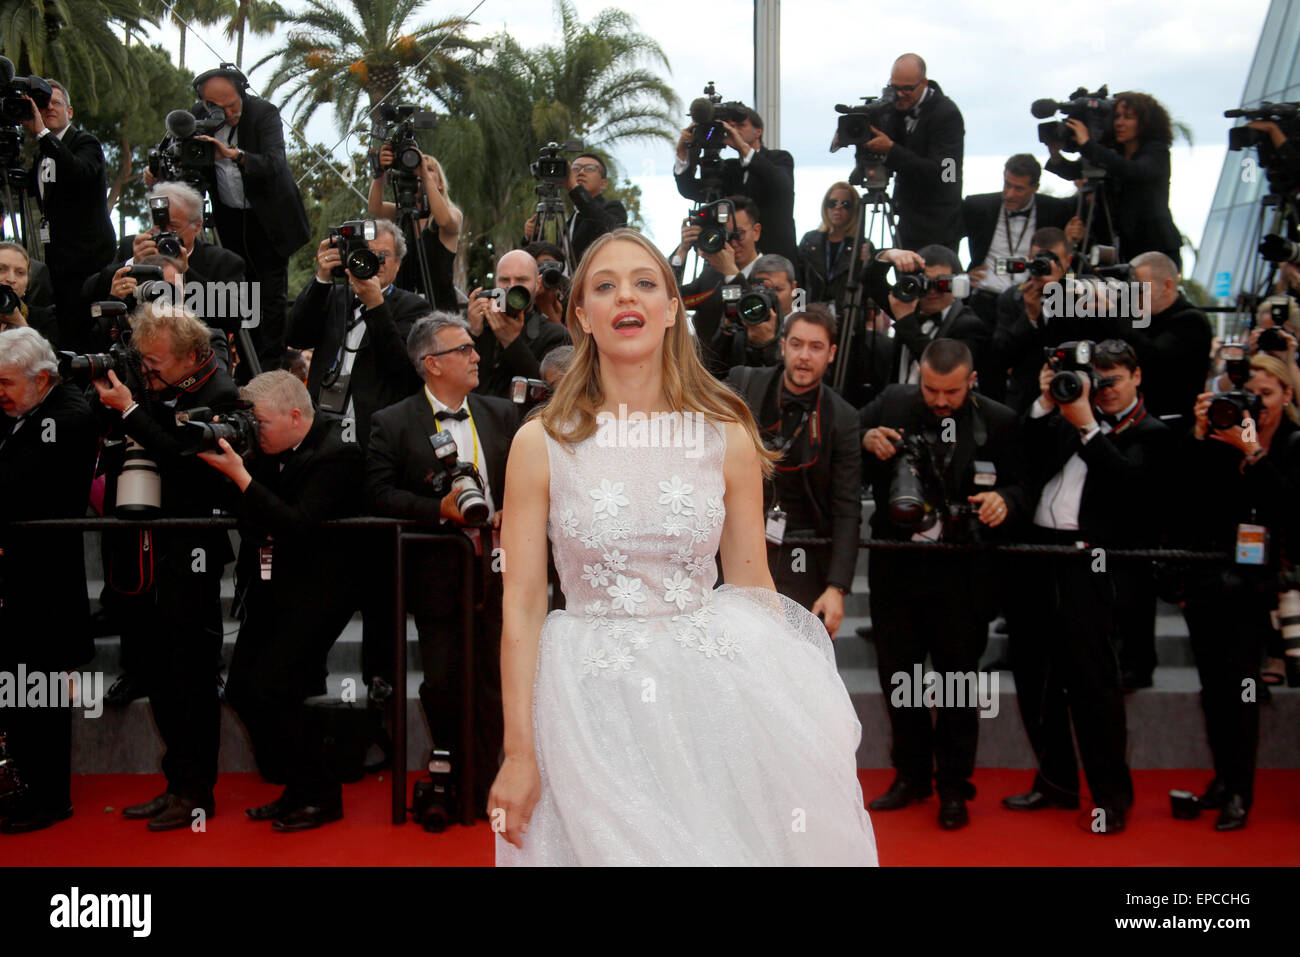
left=496, top=416, right=877, bottom=865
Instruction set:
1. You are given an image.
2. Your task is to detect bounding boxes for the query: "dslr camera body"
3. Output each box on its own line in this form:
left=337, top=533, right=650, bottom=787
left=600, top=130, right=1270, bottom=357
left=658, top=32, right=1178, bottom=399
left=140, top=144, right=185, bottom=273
left=997, top=250, right=1059, bottom=278
left=891, top=271, right=971, bottom=303
left=721, top=282, right=780, bottom=327
left=370, top=103, right=437, bottom=213
left=148, top=196, right=184, bottom=259
left=688, top=198, right=736, bottom=254
left=426, top=431, right=490, bottom=526
left=1044, top=339, right=1115, bottom=404
left=1207, top=343, right=1263, bottom=432
left=888, top=431, right=996, bottom=544
left=177, top=401, right=260, bottom=458
left=329, top=220, right=384, bottom=283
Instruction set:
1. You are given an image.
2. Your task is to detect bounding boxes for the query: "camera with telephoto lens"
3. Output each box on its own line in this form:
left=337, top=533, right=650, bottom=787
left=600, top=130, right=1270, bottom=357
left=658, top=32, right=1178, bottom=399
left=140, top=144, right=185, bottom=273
left=889, top=432, right=944, bottom=533
left=687, top=198, right=736, bottom=254
left=511, top=376, right=551, bottom=406
left=411, top=749, right=457, bottom=832
left=830, top=87, right=898, bottom=190
left=538, top=258, right=568, bottom=292
left=147, top=105, right=225, bottom=192
left=1259, top=233, right=1300, bottom=266
left=997, top=251, right=1058, bottom=278
left=891, top=271, right=971, bottom=303
left=176, top=401, right=259, bottom=458
left=329, top=220, right=384, bottom=283
left=57, top=301, right=149, bottom=396
left=0, top=282, right=19, bottom=316
left=148, top=196, right=183, bottom=259
left=426, top=431, right=490, bottom=525
left=1045, top=340, right=1115, bottom=404
left=1207, top=342, right=1263, bottom=432
left=1032, top=86, right=1114, bottom=151
left=719, top=282, right=779, bottom=327
left=1225, top=101, right=1300, bottom=193
left=475, top=284, right=533, bottom=315
left=0, top=56, right=52, bottom=123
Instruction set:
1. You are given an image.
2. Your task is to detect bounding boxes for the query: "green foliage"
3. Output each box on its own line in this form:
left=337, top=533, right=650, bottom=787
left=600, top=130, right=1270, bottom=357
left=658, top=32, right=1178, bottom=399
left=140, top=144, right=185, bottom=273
left=286, top=143, right=370, bottom=292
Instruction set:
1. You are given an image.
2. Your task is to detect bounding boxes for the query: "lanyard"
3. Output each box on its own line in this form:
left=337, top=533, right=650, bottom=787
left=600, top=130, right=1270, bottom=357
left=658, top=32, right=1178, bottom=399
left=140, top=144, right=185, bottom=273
left=1003, top=205, right=1032, bottom=258
left=427, top=394, right=480, bottom=472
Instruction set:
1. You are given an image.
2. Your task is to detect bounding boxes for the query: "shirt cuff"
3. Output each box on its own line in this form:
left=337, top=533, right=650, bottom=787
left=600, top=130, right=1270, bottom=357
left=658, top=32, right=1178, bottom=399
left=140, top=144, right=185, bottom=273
left=1079, top=423, right=1101, bottom=443
left=739, top=148, right=754, bottom=168
left=1031, top=397, right=1053, bottom=418
left=36, top=128, right=49, bottom=139
left=672, top=157, right=689, bottom=177
left=314, top=276, right=331, bottom=286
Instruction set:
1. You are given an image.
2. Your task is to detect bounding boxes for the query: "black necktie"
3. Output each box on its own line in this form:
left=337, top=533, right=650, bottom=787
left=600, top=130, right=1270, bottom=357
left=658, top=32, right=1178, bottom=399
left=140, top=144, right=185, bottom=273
left=435, top=409, right=468, bottom=422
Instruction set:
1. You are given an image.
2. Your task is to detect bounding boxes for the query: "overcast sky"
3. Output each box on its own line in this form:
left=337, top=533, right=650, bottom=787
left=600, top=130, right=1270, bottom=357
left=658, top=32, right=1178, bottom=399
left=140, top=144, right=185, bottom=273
left=151, top=0, right=1273, bottom=272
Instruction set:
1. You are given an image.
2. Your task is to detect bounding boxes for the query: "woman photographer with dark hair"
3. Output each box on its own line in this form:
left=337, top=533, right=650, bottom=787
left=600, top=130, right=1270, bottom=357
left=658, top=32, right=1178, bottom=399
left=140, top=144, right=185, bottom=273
left=1046, top=91, right=1183, bottom=268
left=1174, top=353, right=1300, bottom=831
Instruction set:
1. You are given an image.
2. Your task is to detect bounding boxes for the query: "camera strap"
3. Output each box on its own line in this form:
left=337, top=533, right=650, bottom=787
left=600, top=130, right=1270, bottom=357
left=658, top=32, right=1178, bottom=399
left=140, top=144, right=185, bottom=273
left=157, top=351, right=219, bottom=398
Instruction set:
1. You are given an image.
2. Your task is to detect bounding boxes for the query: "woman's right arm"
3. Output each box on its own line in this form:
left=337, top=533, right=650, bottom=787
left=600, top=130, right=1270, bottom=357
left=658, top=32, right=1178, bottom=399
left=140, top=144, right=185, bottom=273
left=489, top=418, right=550, bottom=848
left=1080, top=140, right=1170, bottom=186
left=367, top=146, right=398, bottom=220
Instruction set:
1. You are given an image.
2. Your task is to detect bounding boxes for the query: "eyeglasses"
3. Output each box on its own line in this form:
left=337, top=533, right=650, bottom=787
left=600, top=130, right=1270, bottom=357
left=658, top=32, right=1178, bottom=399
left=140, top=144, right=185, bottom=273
left=571, top=163, right=603, bottom=175
left=424, top=343, right=476, bottom=359
left=887, top=82, right=921, bottom=93
left=825, top=199, right=854, bottom=210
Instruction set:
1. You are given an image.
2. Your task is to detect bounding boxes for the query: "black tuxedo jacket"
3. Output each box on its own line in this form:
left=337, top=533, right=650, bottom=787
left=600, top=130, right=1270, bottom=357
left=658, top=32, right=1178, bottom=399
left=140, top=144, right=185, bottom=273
left=888, top=301, right=991, bottom=387
left=1115, top=294, right=1212, bottom=422
left=1022, top=399, right=1172, bottom=545
left=366, top=389, right=517, bottom=524
left=675, top=146, right=797, bottom=262
left=0, top=384, right=99, bottom=671
left=678, top=262, right=749, bottom=375
left=567, top=189, right=627, bottom=266
left=959, top=192, right=1074, bottom=273
left=286, top=281, right=427, bottom=448
left=235, top=413, right=364, bottom=620
left=27, top=126, right=116, bottom=277
left=194, top=95, right=311, bottom=259
left=877, top=81, right=965, bottom=250
left=859, top=385, right=1029, bottom=541
left=83, top=238, right=248, bottom=332
left=727, top=365, right=862, bottom=591
left=471, top=310, right=571, bottom=400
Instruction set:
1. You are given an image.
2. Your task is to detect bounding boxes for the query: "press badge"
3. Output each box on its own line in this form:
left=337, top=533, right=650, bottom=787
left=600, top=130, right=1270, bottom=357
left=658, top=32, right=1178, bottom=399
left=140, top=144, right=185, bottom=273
left=318, top=373, right=351, bottom=413
left=765, top=506, right=787, bottom=546
left=259, top=544, right=273, bottom=580
left=1235, top=524, right=1268, bottom=565
left=38, top=219, right=50, bottom=245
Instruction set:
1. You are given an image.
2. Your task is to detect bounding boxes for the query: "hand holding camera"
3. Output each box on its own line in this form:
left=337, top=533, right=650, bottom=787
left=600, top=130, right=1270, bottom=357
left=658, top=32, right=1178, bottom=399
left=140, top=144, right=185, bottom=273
left=196, top=436, right=252, bottom=490
left=1037, top=360, right=1096, bottom=429
left=863, top=425, right=903, bottom=461
left=92, top=368, right=135, bottom=413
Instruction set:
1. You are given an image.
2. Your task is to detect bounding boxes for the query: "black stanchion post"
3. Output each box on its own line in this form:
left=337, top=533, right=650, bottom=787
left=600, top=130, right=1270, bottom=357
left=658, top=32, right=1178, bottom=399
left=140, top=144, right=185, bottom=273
left=392, top=522, right=407, bottom=825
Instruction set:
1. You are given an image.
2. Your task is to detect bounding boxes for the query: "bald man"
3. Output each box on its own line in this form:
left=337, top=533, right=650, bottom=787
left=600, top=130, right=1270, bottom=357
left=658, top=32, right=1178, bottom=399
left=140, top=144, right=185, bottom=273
left=466, top=249, right=571, bottom=399
left=862, top=53, right=965, bottom=252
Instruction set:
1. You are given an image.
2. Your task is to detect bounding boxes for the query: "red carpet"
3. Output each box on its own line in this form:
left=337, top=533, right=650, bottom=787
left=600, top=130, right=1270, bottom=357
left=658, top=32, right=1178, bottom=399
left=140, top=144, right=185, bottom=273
left=4, top=769, right=1298, bottom=866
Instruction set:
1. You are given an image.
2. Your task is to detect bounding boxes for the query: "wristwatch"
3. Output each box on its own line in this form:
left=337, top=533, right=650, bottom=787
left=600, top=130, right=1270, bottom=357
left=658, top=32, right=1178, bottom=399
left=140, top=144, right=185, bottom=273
left=235, top=148, right=246, bottom=167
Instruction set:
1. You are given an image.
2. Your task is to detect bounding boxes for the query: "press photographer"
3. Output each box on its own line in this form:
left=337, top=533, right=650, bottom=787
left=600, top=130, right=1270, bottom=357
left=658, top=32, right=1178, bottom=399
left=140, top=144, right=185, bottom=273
left=0, top=327, right=98, bottom=833
left=150, top=64, right=311, bottom=371
left=674, top=86, right=796, bottom=262
left=466, top=249, right=571, bottom=400
left=1001, top=340, right=1171, bottom=833
left=367, top=313, right=519, bottom=824
left=196, top=371, right=364, bottom=832
left=87, top=304, right=239, bottom=831
left=709, top=253, right=799, bottom=370
left=797, top=182, right=865, bottom=315
left=726, top=306, right=859, bottom=636
left=855, top=54, right=965, bottom=252
left=524, top=241, right=568, bottom=326
left=859, top=338, right=1027, bottom=829
left=18, top=75, right=116, bottom=350
left=285, top=218, right=424, bottom=449
left=0, top=242, right=57, bottom=342
left=523, top=153, right=627, bottom=269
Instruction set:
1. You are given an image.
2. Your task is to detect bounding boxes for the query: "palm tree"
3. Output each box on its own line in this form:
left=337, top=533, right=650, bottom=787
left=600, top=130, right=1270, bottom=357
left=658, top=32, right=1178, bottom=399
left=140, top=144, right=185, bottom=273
left=251, top=0, right=477, bottom=135
left=224, top=0, right=286, bottom=69
left=144, top=0, right=235, bottom=70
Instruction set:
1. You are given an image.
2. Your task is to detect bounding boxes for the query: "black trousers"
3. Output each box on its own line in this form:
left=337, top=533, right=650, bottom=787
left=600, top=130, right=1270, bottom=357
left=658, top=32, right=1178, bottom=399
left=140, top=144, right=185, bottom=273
left=1182, top=589, right=1267, bottom=807
left=211, top=206, right=288, bottom=373
left=49, top=266, right=98, bottom=352
left=1113, top=557, right=1157, bottom=681
left=1005, top=548, right=1133, bottom=810
left=225, top=577, right=355, bottom=806
left=769, top=540, right=833, bottom=612
left=117, top=562, right=224, bottom=804
left=411, top=545, right=504, bottom=809
left=0, top=690, right=72, bottom=815
left=359, top=539, right=397, bottom=687
left=869, top=553, right=988, bottom=794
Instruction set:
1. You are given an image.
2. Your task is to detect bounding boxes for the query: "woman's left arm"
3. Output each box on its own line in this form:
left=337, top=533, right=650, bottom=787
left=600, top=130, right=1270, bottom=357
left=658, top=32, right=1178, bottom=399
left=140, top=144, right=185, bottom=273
left=717, top=420, right=777, bottom=590
left=1081, top=139, right=1170, bottom=186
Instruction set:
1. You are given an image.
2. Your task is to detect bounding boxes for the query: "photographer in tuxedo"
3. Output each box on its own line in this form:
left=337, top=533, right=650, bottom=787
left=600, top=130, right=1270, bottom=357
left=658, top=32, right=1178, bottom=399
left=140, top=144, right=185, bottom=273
left=524, top=154, right=628, bottom=269
left=197, top=371, right=364, bottom=831
left=960, top=154, right=1078, bottom=328
left=0, top=328, right=98, bottom=833
left=1002, top=340, right=1171, bottom=834
left=674, top=104, right=796, bottom=262
left=861, top=54, right=964, bottom=252
left=709, top=253, right=799, bottom=370
left=859, top=338, right=1028, bottom=829
left=0, top=243, right=57, bottom=342
left=467, top=249, right=571, bottom=400
left=727, top=306, right=859, bottom=637
left=91, top=305, right=240, bottom=831
left=20, top=79, right=116, bottom=350
left=367, top=313, right=519, bottom=819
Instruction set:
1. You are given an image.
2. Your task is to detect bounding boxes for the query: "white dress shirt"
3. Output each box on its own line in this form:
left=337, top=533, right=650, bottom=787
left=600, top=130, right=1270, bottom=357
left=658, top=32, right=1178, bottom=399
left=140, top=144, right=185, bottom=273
left=212, top=124, right=251, bottom=209
left=1031, top=396, right=1136, bottom=530
left=36, top=125, right=72, bottom=200
left=425, top=386, right=495, bottom=521
left=978, top=200, right=1037, bottom=296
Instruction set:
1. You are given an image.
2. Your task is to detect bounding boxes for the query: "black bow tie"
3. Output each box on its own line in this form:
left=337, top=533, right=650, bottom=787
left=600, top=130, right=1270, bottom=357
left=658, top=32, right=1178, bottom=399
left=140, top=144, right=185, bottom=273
left=1006, top=207, right=1031, bottom=218
left=435, top=408, right=468, bottom=422
left=1098, top=412, right=1119, bottom=427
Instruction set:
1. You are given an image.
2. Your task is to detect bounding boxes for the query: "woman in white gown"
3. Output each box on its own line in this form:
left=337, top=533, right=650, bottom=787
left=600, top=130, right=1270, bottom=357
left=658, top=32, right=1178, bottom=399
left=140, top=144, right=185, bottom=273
left=490, top=229, right=877, bottom=865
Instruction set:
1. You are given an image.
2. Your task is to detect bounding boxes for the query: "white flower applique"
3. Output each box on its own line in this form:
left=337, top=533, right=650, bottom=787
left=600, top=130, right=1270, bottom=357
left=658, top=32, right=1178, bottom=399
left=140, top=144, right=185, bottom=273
left=580, top=648, right=608, bottom=677
left=606, top=575, right=647, bottom=614
left=607, top=646, right=635, bottom=672
left=581, top=563, right=611, bottom=588
left=662, top=516, right=689, bottom=537
left=658, top=476, right=696, bottom=515
left=583, top=600, right=610, bottom=622
left=556, top=508, right=580, bottom=538
left=602, top=548, right=628, bottom=571
left=662, top=570, right=694, bottom=610
left=591, top=479, right=629, bottom=517
left=706, top=497, right=725, bottom=527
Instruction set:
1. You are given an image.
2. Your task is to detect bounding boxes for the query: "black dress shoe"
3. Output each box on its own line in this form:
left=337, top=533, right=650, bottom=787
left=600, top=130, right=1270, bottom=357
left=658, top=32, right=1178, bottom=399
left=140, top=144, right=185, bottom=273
left=0, top=804, right=73, bottom=834
left=1083, top=805, right=1126, bottom=834
left=1199, top=779, right=1231, bottom=810
left=1002, top=789, right=1079, bottom=811
left=105, top=675, right=146, bottom=708
left=271, top=803, right=343, bottom=832
left=1214, top=796, right=1249, bottom=831
left=147, top=795, right=214, bottom=832
left=938, top=797, right=969, bottom=830
left=122, top=792, right=171, bottom=819
left=245, top=792, right=294, bottom=822
left=868, top=776, right=932, bottom=811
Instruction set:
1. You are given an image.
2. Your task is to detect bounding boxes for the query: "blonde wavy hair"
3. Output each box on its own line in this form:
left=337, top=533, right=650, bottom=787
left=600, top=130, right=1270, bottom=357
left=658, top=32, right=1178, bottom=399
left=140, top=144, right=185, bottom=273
left=1249, top=353, right=1300, bottom=426
left=539, top=228, right=777, bottom=477
left=817, top=181, right=859, bottom=234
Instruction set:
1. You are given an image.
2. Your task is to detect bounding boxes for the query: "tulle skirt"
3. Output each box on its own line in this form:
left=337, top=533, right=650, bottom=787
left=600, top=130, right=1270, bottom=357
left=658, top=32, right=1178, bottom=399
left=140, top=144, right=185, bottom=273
left=496, top=585, right=878, bottom=866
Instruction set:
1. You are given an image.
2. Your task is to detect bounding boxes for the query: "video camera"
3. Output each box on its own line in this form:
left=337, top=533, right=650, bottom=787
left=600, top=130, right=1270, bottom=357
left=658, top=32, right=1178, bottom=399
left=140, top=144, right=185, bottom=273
left=831, top=88, right=898, bottom=190
left=997, top=250, right=1059, bottom=278
left=687, top=82, right=749, bottom=155
left=370, top=102, right=437, bottom=213
left=687, top=198, right=736, bottom=254
left=532, top=140, right=584, bottom=186
left=426, top=431, right=490, bottom=526
left=147, top=106, right=225, bottom=193
left=0, top=56, right=52, bottom=123
left=328, top=220, right=384, bottom=283
left=1226, top=101, right=1300, bottom=193
left=721, top=282, right=780, bottom=327
left=1032, top=86, right=1115, bottom=151
left=1207, top=342, right=1263, bottom=432
left=681, top=83, right=746, bottom=230
left=891, top=271, right=970, bottom=303
left=177, top=401, right=260, bottom=458
left=1044, top=340, right=1115, bottom=404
